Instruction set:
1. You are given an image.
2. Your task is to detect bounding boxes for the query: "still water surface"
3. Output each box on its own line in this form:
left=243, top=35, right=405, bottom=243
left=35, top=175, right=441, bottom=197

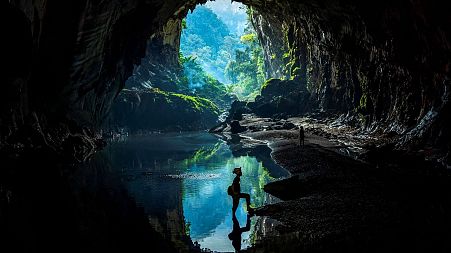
left=101, top=132, right=289, bottom=252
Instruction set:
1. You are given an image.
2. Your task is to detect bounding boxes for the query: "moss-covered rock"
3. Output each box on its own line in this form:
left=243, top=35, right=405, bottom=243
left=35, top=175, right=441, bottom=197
left=107, top=88, right=219, bottom=133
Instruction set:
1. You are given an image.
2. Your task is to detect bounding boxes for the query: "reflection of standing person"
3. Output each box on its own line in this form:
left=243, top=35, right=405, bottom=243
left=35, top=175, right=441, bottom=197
left=228, top=213, right=251, bottom=252
left=229, top=167, right=253, bottom=214
left=299, top=126, right=305, bottom=146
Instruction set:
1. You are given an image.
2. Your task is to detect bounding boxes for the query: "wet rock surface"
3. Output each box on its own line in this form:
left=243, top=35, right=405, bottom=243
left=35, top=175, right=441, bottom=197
left=221, top=114, right=451, bottom=252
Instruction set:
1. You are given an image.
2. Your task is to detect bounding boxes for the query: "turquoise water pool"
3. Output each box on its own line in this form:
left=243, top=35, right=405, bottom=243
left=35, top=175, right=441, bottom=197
left=100, top=132, right=288, bottom=252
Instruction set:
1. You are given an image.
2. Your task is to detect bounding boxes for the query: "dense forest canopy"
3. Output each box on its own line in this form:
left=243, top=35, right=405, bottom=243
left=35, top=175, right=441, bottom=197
left=180, top=3, right=265, bottom=101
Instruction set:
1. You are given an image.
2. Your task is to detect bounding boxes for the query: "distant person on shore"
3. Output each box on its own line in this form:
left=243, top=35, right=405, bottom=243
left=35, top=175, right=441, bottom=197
left=299, top=125, right=305, bottom=146
left=228, top=213, right=251, bottom=252
left=228, top=167, right=254, bottom=214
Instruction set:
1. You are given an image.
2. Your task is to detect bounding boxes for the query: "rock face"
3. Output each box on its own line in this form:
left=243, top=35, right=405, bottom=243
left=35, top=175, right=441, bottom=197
left=125, top=18, right=184, bottom=92
left=1, top=0, right=203, bottom=156
left=241, top=0, right=450, bottom=153
left=2, top=0, right=450, bottom=155
left=250, top=10, right=287, bottom=80
left=107, top=89, right=219, bottom=133
left=250, top=78, right=312, bottom=117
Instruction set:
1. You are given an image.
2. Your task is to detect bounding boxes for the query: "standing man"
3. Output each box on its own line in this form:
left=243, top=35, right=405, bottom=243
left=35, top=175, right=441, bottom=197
left=299, top=125, right=305, bottom=146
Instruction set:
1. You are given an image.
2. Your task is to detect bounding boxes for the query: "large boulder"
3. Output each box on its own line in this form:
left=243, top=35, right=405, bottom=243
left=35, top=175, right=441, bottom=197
left=249, top=79, right=312, bottom=117
left=226, top=100, right=252, bottom=121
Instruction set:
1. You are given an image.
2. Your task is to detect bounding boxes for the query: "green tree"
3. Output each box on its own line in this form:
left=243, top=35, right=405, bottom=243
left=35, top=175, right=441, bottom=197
left=224, top=23, right=265, bottom=100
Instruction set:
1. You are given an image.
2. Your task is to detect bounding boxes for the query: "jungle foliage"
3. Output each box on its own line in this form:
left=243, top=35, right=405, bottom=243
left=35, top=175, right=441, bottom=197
left=180, top=5, right=266, bottom=102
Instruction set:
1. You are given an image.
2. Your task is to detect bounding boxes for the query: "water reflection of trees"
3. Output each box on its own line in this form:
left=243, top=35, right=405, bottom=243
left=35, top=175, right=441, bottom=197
left=181, top=143, right=223, bottom=166
left=99, top=134, right=286, bottom=252
left=180, top=144, right=279, bottom=250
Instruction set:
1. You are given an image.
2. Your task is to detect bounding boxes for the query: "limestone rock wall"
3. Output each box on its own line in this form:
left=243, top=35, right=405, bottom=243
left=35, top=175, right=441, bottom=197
left=250, top=10, right=287, bottom=80
left=245, top=0, right=451, bottom=150
left=1, top=0, right=202, bottom=156
left=125, top=18, right=184, bottom=92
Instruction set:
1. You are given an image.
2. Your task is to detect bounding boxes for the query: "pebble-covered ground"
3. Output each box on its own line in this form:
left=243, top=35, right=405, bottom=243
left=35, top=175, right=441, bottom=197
left=219, top=114, right=451, bottom=252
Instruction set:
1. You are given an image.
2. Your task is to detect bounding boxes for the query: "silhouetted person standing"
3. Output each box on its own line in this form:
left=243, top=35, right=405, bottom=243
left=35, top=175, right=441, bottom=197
left=299, top=125, right=305, bottom=146
left=228, top=213, right=251, bottom=252
left=228, top=167, right=253, bottom=214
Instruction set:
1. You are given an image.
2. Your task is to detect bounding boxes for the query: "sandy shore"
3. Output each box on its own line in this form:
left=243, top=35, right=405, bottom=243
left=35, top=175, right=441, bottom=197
left=221, top=114, right=451, bottom=252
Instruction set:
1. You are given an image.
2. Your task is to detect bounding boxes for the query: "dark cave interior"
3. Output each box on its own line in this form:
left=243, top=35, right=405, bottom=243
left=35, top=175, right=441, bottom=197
left=1, top=0, right=450, bottom=252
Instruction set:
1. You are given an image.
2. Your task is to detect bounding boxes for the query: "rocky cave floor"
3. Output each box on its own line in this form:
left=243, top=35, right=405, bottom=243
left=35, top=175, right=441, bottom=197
left=216, top=114, right=451, bottom=252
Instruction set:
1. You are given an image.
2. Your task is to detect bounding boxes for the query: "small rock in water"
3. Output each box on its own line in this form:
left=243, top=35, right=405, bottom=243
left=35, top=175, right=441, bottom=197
left=230, top=120, right=247, bottom=134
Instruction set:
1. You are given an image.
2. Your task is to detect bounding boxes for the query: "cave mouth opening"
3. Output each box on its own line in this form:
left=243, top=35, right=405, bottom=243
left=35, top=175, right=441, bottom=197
left=111, top=0, right=279, bottom=133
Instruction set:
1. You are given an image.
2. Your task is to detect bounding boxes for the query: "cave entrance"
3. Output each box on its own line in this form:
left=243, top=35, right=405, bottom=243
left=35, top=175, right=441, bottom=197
left=179, top=0, right=265, bottom=105
left=113, top=0, right=359, bottom=135
left=111, top=0, right=272, bottom=133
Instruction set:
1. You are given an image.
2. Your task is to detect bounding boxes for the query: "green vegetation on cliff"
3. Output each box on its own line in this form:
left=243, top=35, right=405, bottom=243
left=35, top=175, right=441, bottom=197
left=224, top=28, right=265, bottom=100
left=109, top=88, right=219, bottom=132
left=115, top=2, right=269, bottom=133
left=178, top=54, right=234, bottom=110
left=151, top=88, right=219, bottom=115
